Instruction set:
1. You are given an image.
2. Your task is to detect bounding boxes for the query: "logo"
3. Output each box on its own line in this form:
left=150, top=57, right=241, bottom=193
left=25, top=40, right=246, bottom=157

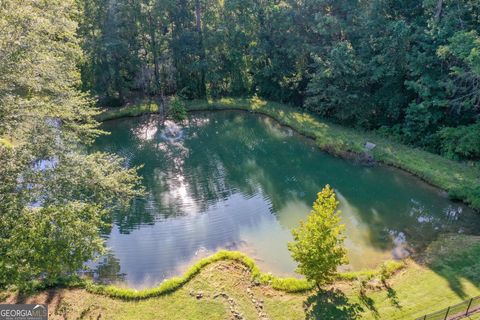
left=0, top=304, right=48, bottom=320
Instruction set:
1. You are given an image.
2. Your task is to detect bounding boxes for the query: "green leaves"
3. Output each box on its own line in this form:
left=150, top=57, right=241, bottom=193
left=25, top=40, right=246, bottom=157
left=1, top=203, right=107, bottom=289
left=303, top=0, right=480, bottom=159
left=0, top=0, right=142, bottom=289
left=436, top=30, right=480, bottom=127
left=168, top=96, right=188, bottom=121
left=288, top=185, right=347, bottom=288
left=439, top=122, right=480, bottom=159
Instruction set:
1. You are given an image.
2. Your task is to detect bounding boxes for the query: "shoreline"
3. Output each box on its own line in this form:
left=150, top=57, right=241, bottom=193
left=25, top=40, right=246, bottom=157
left=99, top=97, right=480, bottom=211
left=4, top=234, right=480, bottom=320
left=83, top=251, right=404, bottom=300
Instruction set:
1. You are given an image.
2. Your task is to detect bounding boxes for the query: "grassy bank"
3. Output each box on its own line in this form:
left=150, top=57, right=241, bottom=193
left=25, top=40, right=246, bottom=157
left=3, top=234, right=480, bottom=319
left=84, top=251, right=403, bottom=300
left=99, top=97, right=480, bottom=210
left=98, top=101, right=159, bottom=121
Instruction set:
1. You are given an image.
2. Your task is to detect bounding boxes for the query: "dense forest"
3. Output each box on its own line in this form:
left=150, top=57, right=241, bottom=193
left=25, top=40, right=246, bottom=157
left=77, top=0, right=480, bottom=160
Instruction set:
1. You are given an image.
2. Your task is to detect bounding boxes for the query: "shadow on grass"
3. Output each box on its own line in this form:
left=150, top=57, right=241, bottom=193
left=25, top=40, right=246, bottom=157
left=304, top=289, right=364, bottom=320
left=359, top=290, right=379, bottom=319
left=13, top=289, right=73, bottom=319
left=386, top=286, right=402, bottom=309
left=415, top=235, right=480, bottom=299
left=13, top=288, right=61, bottom=305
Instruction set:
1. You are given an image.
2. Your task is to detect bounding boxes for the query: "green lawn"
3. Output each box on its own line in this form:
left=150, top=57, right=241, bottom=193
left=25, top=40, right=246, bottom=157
left=3, top=235, right=480, bottom=319
left=98, top=97, right=480, bottom=210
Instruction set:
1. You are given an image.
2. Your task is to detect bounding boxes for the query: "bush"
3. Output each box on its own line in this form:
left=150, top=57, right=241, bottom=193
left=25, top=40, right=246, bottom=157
left=168, top=96, right=187, bottom=121
left=439, top=122, right=480, bottom=160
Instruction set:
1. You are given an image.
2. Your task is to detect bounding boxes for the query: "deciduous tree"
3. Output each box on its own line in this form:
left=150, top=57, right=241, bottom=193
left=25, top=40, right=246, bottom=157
left=288, top=185, right=347, bottom=289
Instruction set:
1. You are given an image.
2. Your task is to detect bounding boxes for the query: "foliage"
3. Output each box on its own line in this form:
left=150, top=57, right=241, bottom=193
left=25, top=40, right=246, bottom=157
left=2, top=203, right=107, bottom=288
left=3, top=236, right=479, bottom=320
left=97, top=103, right=159, bottom=122
left=439, top=122, right=480, bottom=159
left=0, top=0, right=142, bottom=290
left=77, top=0, right=479, bottom=160
left=288, top=185, right=347, bottom=287
left=77, top=0, right=480, bottom=159
left=3, top=0, right=480, bottom=296
left=339, top=260, right=405, bottom=282
left=168, top=96, right=188, bottom=121
left=85, top=250, right=308, bottom=300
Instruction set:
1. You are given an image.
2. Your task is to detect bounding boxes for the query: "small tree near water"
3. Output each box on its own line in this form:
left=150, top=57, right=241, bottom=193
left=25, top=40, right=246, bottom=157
left=168, top=96, right=187, bottom=121
left=288, top=185, right=347, bottom=289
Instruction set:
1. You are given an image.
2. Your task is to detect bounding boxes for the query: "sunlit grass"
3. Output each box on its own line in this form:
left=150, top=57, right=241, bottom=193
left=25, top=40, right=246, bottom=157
left=184, top=98, right=480, bottom=210
left=0, top=137, right=13, bottom=149
left=98, top=102, right=159, bottom=121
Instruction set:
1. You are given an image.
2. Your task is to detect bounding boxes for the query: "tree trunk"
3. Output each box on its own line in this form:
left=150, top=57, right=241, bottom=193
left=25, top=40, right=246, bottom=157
left=195, top=0, right=207, bottom=98
left=147, top=13, right=161, bottom=96
left=435, top=0, right=444, bottom=23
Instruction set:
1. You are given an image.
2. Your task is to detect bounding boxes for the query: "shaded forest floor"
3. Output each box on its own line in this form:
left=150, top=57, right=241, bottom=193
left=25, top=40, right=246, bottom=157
left=99, top=97, right=480, bottom=211
left=2, top=234, right=480, bottom=320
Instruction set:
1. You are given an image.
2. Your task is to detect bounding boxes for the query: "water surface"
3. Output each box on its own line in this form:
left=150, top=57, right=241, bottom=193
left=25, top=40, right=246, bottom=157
left=92, top=111, right=480, bottom=288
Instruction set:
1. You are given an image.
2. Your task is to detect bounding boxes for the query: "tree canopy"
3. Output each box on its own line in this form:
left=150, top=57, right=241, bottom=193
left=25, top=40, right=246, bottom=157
left=0, top=0, right=142, bottom=289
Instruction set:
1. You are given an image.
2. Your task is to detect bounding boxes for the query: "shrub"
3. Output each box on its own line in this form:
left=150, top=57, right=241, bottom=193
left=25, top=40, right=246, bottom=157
left=439, top=122, right=480, bottom=160
left=168, top=96, right=187, bottom=121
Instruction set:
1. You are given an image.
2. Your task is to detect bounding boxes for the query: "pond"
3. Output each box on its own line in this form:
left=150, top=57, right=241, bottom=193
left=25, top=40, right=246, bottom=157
left=91, top=111, right=480, bottom=288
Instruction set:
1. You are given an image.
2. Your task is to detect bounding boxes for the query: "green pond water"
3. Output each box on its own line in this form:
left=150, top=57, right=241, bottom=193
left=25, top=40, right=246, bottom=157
left=92, top=111, right=480, bottom=288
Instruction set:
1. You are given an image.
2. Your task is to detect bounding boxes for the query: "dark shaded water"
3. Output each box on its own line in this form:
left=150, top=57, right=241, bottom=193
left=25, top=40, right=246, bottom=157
left=91, top=111, right=480, bottom=288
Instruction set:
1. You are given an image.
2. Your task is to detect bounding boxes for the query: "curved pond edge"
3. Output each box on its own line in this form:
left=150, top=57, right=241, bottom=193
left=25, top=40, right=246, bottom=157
left=83, top=250, right=404, bottom=300
left=99, top=97, right=480, bottom=211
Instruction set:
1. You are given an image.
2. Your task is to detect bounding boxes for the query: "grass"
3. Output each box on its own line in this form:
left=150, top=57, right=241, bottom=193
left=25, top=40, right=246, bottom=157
left=0, top=137, right=13, bottom=149
left=84, top=250, right=404, bottom=300
left=97, top=102, right=159, bottom=122
left=3, top=234, right=480, bottom=319
left=74, top=97, right=480, bottom=319
left=84, top=250, right=313, bottom=299
left=98, top=97, right=480, bottom=210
